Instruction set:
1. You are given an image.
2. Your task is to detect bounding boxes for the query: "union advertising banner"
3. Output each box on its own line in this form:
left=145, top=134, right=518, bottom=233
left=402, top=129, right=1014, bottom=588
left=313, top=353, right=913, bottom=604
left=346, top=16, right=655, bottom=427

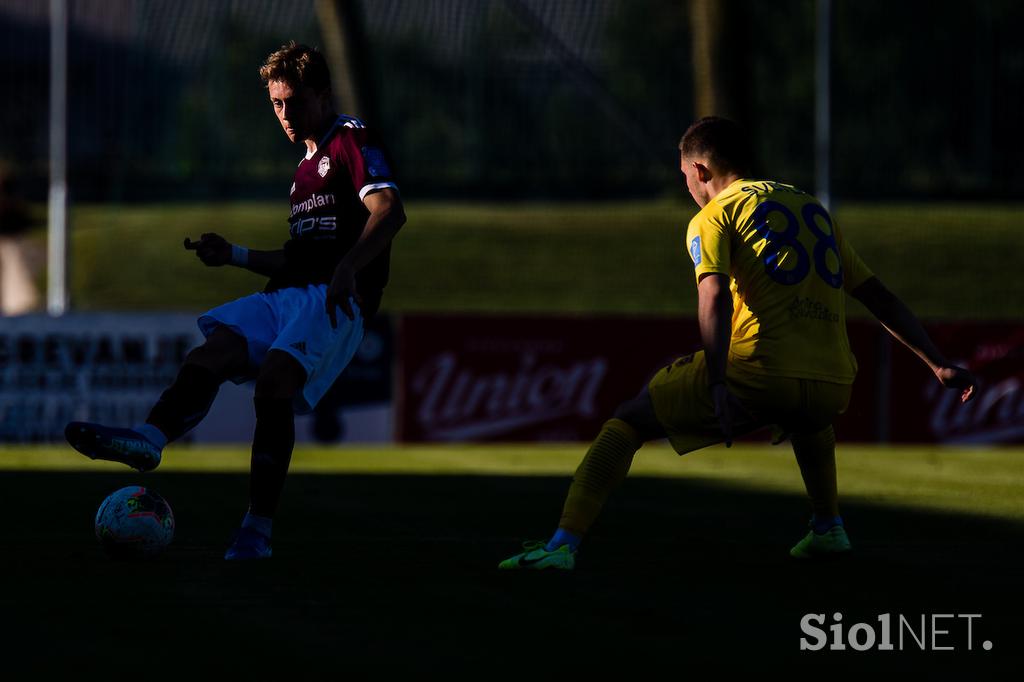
left=397, top=315, right=702, bottom=442
left=397, top=315, right=1022, bottom=445
left=397, top=315, right=878, bottom=443
left=0, top=313, right=393, bottom=444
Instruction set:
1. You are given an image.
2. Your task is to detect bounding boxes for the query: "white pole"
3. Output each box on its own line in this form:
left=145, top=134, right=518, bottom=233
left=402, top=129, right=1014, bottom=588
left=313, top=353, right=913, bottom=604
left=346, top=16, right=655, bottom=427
left=47, top=0, right=68, bottom=316
left=815, top=0, right=831, bottom=210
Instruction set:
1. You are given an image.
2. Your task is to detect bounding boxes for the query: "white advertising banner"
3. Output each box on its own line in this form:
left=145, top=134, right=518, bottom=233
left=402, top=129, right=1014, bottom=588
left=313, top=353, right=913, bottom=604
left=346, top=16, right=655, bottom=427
left=0, top=313, right=392, bottom=444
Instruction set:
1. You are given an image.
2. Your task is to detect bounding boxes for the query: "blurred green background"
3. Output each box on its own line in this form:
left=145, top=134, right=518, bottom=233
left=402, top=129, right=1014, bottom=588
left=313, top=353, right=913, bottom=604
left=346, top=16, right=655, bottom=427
left=1, top=0, right=1022, bottom=317
left=15, top=199, right=1018, bottom=318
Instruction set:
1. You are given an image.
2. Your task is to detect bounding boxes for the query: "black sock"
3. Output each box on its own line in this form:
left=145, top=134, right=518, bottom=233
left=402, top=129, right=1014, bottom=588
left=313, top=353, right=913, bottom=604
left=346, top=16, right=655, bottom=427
left=249, top=397, right=295, bottom=518
left=146, top=364, right=222, bottom=442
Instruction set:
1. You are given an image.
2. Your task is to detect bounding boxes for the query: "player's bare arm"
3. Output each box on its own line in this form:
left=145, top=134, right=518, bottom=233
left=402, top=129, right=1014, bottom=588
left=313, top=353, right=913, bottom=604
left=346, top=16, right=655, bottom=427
left=697, top=272, right=732, bottom=383
left=851, top=276, right=977, bottom=402
left=184, top=233, right=287, bottom=277
left=697, top=272, right=750, bottom=445
left=325, top=187, right=406, bottom=327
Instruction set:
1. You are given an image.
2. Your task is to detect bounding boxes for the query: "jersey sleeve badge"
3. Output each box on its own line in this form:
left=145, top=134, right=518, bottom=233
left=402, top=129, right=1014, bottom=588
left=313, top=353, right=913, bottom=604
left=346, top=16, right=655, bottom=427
left=318, top=156, right=331, bottom=178
left=689, top=236, right=702, bottom=267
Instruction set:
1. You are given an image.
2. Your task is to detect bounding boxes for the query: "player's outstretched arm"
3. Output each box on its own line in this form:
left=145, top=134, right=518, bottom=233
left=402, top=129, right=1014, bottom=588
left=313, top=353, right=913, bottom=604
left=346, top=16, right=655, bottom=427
left=184, top=233, right=286, bottom=276
left=235, top=249, right=287, bottom=277
left=851, top=276, right=977, bottom=402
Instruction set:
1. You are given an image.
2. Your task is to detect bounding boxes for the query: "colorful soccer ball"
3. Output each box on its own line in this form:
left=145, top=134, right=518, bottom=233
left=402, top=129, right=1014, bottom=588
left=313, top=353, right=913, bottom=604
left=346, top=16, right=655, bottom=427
left=94, top=486, right=175, bottom=558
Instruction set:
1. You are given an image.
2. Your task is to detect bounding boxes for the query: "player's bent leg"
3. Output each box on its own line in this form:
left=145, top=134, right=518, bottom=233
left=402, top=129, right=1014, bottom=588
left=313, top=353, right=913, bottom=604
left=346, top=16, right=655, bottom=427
left=66, top=327, right=249, bottom=473
left=147, top=326, right=248, bottom=442
left=791, top=425, right=840, bottom=520
left=225, top=349, right=305, bottom=561
left=557, top=415, right=646, bottom=537
left=557, top=391, right=660, bottom=538
left=788, top=424, right=851, bottom=559
left=499, top=409, right=648, bottom=571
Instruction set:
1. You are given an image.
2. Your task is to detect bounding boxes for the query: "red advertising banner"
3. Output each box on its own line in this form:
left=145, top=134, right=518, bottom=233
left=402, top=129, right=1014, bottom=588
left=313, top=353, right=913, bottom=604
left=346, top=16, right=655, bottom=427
left=398, top=315, right=1021, bottom=444
left=397, top=315, right=882, bottom=443
left=398, top=315, right=700, bottom=442
left=886, top=323, right=1024, bottom=444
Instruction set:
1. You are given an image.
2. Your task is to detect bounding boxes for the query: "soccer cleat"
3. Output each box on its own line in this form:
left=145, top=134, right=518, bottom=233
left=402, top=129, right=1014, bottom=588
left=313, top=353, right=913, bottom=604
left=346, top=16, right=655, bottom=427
left=498, top=541, right=575, bottom=571
left=789, top=525, right=852, bottom=559
left=65, top=421, right=162, bottom=473
left=224, top=527, right=273, bottom=561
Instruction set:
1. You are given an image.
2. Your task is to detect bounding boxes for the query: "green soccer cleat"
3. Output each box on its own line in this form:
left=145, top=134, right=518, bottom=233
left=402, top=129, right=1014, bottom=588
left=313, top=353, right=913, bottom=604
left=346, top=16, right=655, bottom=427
left=498, top=541, right=576, bottom=571
left=789, top=525, right=852, bottom=559
left=65, top=421, right=162, bottom=473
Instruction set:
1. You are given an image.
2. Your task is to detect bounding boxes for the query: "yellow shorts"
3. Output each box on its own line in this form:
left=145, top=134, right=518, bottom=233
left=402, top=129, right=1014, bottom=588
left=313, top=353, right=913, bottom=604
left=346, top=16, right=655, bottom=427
left=647, top=350, right=853, bottom=455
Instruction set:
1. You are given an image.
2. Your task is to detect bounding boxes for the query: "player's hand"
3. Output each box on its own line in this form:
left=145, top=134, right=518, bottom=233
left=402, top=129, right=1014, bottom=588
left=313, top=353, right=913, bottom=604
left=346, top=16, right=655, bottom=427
left=934, top=365, right=978, bottom=403
left=710, top=381, right=753, bottom=448
left=325, top=262, right=362, bottom=328
left=184, top=233, right=232, bottom=266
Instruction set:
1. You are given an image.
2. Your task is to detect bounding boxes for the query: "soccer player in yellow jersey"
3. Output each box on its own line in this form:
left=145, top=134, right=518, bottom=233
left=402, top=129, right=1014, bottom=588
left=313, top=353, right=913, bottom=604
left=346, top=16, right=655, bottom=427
left=499, top=116, right=977, bottom=570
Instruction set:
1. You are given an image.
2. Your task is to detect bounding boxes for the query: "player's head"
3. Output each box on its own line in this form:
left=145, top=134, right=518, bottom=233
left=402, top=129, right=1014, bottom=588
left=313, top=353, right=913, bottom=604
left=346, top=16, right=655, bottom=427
left=678, top=117, right=752, bottom=207
left=259, top=42, right=334, bottom=143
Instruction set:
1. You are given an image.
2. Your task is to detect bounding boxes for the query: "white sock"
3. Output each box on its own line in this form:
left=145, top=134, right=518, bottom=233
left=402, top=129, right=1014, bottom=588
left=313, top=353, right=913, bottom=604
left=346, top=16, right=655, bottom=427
left=242, top=512, right=273, bottom=538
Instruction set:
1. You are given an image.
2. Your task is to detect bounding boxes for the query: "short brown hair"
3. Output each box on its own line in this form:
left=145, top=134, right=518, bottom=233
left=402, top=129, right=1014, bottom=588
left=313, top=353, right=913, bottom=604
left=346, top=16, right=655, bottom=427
left=259, top=42, right=331, bottom=93
left=679, top=117, right=752, bottom=176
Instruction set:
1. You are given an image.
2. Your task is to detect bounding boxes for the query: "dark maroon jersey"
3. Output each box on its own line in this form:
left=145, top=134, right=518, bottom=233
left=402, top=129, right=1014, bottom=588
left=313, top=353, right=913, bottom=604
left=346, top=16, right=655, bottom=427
left=264, top=114, right=399, bottom=318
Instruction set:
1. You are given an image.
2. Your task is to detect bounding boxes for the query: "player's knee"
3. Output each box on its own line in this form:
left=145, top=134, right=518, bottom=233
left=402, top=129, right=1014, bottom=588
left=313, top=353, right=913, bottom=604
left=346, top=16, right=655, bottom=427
left=612, top=393, right=664, bottom=441
left=254, top=372, right=301, bottom=400
left=185, top=327, right=248, bottom=379
left=612, top=399, right=634, bottom=423
left=254, top=351, right=307, bottom=400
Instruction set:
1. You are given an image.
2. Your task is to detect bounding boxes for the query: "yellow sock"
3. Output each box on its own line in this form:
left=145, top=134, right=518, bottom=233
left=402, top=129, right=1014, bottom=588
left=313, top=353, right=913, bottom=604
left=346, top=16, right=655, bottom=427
left=558, top=418, right=642, bottom=536
left=791, top=425, right=839, bottom=519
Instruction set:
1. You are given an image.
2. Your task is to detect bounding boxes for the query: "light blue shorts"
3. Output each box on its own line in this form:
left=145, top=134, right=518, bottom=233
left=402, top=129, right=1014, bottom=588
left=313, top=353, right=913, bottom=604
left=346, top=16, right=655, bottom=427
left=198, top=284, right=364, bottom=414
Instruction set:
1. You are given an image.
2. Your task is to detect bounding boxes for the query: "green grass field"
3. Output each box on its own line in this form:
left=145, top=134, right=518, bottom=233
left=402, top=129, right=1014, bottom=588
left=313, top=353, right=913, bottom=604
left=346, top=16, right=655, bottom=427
left=20, top=200, right=1023, bottom=317
left=4, top=443, right=1023, bottom=521
left=9, top=199, right=1024, bottom=675
left=1, top=443, right=1021, bottom=675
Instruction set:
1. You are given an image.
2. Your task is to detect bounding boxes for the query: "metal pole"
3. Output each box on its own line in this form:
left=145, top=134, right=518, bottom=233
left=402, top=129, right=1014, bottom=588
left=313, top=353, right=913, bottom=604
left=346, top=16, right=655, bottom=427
left=47, top=0, right=68, bottom=316
left=815, top=0, right=831, bottom=210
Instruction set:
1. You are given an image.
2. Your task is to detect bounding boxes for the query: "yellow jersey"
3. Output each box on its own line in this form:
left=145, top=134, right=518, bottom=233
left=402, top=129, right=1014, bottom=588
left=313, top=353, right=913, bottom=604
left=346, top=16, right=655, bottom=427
left=685, top=179, right=873, bottom=384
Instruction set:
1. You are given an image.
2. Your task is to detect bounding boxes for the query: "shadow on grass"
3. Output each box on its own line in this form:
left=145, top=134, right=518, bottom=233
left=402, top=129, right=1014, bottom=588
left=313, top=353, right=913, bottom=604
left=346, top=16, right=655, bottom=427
left=1, top=471, right=1020, bottom=677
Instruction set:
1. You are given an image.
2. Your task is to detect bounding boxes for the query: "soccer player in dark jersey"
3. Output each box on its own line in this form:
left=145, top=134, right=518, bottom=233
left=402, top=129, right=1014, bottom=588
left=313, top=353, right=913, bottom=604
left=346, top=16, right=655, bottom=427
left=65, top=42, right=406, bottom=560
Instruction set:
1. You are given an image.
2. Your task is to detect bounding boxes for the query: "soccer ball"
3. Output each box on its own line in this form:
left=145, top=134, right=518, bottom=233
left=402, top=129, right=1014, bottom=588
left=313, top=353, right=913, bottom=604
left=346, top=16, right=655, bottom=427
left=94, top=486, right=175, bottom=558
